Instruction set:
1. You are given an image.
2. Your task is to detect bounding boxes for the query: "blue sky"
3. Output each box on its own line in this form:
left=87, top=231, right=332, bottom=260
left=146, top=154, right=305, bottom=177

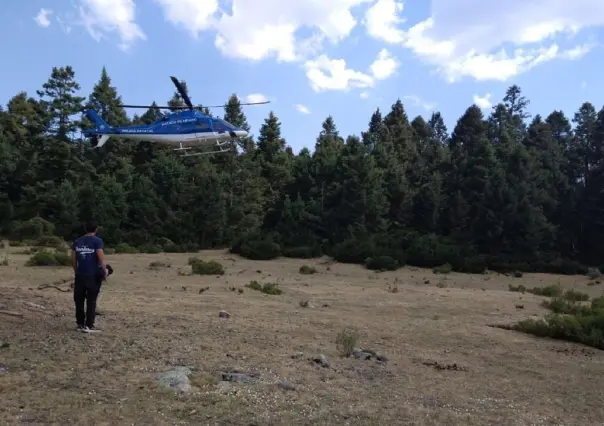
left=1, top=0, right=603, bottom=153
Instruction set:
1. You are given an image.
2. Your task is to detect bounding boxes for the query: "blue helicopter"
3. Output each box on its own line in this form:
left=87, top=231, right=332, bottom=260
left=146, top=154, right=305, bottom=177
left=82, top=76, right=269, bottom=156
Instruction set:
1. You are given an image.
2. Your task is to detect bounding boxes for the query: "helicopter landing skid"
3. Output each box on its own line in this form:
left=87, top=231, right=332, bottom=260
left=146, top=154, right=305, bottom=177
left=173, top=141, right=234, bottom=156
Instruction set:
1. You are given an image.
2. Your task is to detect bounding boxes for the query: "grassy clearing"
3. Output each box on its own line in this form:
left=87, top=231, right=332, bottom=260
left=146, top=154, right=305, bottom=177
left=1, top=250, right=604, bottom=425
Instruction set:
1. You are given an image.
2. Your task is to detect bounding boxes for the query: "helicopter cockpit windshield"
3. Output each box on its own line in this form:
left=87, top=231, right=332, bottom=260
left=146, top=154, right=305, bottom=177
left=212, top=118, right=236, bottom=132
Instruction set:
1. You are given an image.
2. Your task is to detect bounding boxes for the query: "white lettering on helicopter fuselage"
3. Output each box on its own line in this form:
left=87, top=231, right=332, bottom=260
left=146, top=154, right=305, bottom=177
left=160, top=118, right=196, bottom=127
left=121, top=129, right=154, bottom=133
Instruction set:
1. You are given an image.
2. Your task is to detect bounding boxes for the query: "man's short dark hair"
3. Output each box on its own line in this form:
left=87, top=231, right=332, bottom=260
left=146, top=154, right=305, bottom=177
left=84, top=220, right=98, bottom=233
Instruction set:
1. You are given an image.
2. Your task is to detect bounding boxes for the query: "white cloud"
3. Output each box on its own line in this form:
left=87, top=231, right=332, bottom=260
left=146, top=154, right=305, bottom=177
left=154, top=0, right=373, bottom=62
left=305, top=48, right=398, bottom=92
left=295, top=104, right=311, bottom=114
left=246, top=93, right=268, bottom=103
left=364, top=0, right=405, bottom=43
left=365, top=0, right=603, bottom=82
left=403, top=95, right=436, bottom=111
left=153, top=0, right=218, bottom=38
left=473, top=93, right=492, bottom=110
left=369, top=49, right=398, bottom=80
left=304, top=55, right=374, bottom=92
left=77, top=0, right=146, bottom=51
left=360, top=91, right=370, bottom=99
left=34, top=8, right=52, bottom=28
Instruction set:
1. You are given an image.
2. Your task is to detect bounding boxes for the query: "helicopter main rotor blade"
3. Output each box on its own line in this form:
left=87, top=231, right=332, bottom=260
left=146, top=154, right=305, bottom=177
left=197, top=101, right=271, bottom=108
left=121, top=104, right=176, bottom=110
left=170, top=76, right=194, bottom=110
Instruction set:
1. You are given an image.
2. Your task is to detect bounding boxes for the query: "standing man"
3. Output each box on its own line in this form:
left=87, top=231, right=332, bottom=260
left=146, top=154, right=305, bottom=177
left=71, top=220, right=107, bottom=333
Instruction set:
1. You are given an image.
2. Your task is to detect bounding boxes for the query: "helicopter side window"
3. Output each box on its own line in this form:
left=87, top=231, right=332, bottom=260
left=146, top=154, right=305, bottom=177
left=196, top=119, right=210, bottom=129
left=213, top=118, right=234, bottom=132
left=213, top=119, right=227, bottom=132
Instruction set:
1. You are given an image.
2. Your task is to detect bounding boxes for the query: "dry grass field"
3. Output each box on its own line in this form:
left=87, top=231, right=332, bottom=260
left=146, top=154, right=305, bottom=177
left=1, top=246, right=604, bottom=425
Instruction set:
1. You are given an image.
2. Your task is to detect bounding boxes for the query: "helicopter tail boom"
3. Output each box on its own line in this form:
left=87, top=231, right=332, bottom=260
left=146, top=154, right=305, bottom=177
left=84, top=109, right=114, bottom=148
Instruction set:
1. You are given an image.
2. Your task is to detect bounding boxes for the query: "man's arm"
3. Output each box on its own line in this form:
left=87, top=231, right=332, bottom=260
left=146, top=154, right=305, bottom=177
left=96, top=238, right=108, bottom=276
left=71, top=250, right=77, bottom=273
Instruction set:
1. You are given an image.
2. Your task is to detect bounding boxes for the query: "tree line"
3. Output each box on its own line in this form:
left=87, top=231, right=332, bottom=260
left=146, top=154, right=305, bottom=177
left=1, top=65, right=603, bottom=275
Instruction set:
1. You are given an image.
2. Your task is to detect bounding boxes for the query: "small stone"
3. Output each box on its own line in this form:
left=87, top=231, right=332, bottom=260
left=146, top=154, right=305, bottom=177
left=219, top=310, right=230, bottom=318
left=312, top=354, right=329, bottom=368
left=291, top=351, right=304, bottom=359
left=277, top=380, right=296, bottom=391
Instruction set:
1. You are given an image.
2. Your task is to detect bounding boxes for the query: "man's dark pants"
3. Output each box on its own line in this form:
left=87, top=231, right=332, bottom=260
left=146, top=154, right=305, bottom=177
left=73, top=273, right=102, bottom=328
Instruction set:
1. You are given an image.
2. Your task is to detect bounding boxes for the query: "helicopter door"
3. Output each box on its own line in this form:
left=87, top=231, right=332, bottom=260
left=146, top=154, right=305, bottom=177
left=195, top=118, right=212, bottom=141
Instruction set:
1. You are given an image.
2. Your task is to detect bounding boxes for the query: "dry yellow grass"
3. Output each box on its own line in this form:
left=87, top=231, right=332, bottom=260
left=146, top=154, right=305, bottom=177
left=1, top=247, right=604, bottom=425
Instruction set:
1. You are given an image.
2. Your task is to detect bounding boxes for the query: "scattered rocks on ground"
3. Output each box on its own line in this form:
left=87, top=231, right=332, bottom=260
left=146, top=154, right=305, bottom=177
left=218, top=310, right=230, bottom=318
left=351, top=348, right=388, bottom=364
left=153, top=366, right=193, bottom=393
left=218, top=366, right=259, bottom=384
left=422, top=360, right=468, bottom=371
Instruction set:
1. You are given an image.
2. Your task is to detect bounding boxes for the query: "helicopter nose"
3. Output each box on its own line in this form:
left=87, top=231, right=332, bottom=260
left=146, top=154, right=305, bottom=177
left=229, top=130, right=248, bottom=138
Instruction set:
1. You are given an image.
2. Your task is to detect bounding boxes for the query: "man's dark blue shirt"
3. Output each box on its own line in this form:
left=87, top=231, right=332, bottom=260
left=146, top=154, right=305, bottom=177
left=72, top=235, right=104, bottom=276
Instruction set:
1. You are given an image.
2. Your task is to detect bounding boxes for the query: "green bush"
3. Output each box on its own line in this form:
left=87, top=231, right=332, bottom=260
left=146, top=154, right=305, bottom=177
left=365, top=255, right=399, bottom=271
left=33, top=235, right=66, bottom=249
left=433, top=263, right=452, bottom=274
left=188, top=257, right=225, bottom=275
left=164, top=242, right=200, bottom=253
left=25, top=249, right=71, bottom=267
left=282, top=245, right=322, bottom=259
left=155, top=237, right=174, bottom=248
left=235, top=237, right=281, bottom=260
left=245, top=280, right=282, bottom=295
left=299, top=265, right=317, bottom=274
left=563, top=289, right=590, bottom=302
left=331, top=237, right=377, bottom=264
left=10, top=217, right=55, bottom=240
left=138, top=243, right=162, bottom=254
left=509, top=293, right=604, bottom=350
left=528, top=284, right=563, bottom=297
left=509, top=284, right=527, bottom=293
left=114, top=243, right=138, bottom=253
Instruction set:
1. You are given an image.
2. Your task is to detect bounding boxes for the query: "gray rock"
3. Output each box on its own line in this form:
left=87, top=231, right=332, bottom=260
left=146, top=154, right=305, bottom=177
left=291, top=351, right=304, bottom=359
left=218, top=367, right=259, bottom=384
left=277, top=380, right=296, bottom=391
left=153, top=366, right=193, bottom=393
left=312, top=354, right=329, bottom=368
left=352, top=348, right=372, bottom=360
left=219, top=310, right=230, bottom=318
left=351, top=347, right=388, bottom=364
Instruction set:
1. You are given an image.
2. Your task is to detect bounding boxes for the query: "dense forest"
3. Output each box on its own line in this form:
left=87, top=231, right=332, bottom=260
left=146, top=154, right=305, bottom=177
left=1, top=65, right=603, bottom=275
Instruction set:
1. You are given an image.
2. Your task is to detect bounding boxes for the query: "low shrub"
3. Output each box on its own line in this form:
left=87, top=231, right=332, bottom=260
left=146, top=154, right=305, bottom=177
left=433, top=263, right=452, bottom=274
left=245, top=280, right=282, bottom=295
left=25, top=250, right=71, bottom=267
left=138, top=244, right=162, bottom=254
left=114, top=243, right=138, bottom=254
left=188, top=257, right=225, bottom=275
left=299, top=265, right=317, bottom=274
